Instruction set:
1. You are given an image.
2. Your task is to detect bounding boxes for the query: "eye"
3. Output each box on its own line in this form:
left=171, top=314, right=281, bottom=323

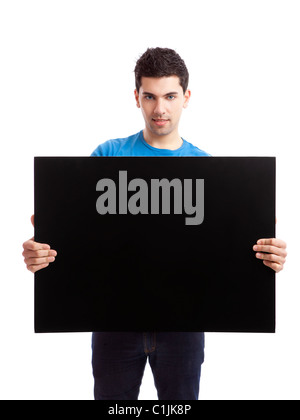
left=145, top=95, right=154, bottom=100
left=167, top=95, right=175, bottom=100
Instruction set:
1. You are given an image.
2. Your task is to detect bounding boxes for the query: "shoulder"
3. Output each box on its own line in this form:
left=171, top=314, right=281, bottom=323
left=182, top=139, right=211, bottom=157
left=91, top=132, right=141, bottom=156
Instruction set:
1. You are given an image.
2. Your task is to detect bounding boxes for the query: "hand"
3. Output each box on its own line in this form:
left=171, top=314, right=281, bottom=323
left=22, top=215, right=57, bottom=273
left=253, top=238, right=287, bottom=273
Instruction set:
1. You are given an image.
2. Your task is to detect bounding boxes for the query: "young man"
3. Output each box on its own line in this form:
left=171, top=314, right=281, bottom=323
left=22, top=48, right=287, bottom=400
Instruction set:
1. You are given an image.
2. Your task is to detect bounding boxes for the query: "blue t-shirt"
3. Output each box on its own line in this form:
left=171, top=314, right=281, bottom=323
left=91, top=130, right=210, bottom=157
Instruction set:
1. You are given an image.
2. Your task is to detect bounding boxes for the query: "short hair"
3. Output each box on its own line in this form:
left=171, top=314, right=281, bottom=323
left=134, top=47, right=189, bottom=94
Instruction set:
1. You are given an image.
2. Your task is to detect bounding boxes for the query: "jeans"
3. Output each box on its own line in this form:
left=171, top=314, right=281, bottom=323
left=92, top=332, right=205, bottom=400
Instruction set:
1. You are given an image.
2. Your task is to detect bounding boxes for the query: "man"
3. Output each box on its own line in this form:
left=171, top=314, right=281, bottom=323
left=22, top=48, right=287, bottom=400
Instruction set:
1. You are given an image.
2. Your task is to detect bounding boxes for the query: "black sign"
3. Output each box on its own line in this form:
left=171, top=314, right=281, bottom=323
left=34, top=157, right=276, bottom=333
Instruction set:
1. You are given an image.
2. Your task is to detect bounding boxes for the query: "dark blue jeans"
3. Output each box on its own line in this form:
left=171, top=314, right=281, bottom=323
left=92, top=332, right=205, bottom=400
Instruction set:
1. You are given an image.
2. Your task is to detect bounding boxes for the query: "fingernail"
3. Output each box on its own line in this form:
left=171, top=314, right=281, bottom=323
left=253, top=245, right=258, bottom=251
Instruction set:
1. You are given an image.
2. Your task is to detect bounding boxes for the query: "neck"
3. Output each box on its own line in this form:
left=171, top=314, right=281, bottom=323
left=143, top=127, right=183, bottom=150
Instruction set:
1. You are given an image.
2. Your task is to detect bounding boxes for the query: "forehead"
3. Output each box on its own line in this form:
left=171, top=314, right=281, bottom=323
left=139, top=76, right=182, bottom=95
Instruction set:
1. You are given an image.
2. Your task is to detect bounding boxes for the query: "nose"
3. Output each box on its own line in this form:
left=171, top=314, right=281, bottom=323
left=153, top=98, right=166, bottom=117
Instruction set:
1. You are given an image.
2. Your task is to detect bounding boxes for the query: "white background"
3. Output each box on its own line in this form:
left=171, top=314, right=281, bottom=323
left=0, top=0, right=299, bottom=400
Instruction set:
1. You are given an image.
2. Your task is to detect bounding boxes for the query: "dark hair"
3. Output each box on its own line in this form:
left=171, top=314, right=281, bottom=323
left=134, top=47, right=189, bottom=93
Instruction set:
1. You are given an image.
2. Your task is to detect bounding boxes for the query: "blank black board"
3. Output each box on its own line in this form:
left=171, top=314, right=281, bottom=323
left=34, top=157, right=276, bottom=333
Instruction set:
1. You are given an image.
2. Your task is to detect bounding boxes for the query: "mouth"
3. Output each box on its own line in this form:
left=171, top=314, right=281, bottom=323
left=152, top=118, right=169, bottom=126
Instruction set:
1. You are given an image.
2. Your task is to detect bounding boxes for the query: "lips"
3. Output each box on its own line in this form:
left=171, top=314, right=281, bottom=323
left=152, top=118, right=169, bottom=126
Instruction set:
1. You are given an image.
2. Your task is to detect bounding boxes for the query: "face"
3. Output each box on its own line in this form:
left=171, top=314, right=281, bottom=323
left=134, top=76, right=191, bottom=137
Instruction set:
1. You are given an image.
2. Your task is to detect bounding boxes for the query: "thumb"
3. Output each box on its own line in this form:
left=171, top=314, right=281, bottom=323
left=31, top=215, right=34, bottom=228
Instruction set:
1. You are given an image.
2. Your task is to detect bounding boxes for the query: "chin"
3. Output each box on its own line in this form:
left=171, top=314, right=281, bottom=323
left=149, top=124, right=173, bottom=137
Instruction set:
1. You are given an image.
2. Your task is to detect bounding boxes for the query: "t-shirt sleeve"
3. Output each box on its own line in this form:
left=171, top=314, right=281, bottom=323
left=90, top=145, right=103, bottom=157
left=90, top=139, right=119, bottom=157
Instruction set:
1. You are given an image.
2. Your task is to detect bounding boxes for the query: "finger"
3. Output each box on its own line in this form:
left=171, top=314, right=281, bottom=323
left=262, top=260, right=283, bottom=273
left=25, top=255, right=56, bottom=265
left=23, top=249, right=57, bottom=258
left=27, top=263, right=50, bottom=273
left=255, top=252, right=286, bottom=265
left=23, top=239, right=51, bottom=252
left=256, top=238, right=287, bottom=249
left=31, top=215, right=34, bottom=227
left=253, top=244, right=287, bottom=258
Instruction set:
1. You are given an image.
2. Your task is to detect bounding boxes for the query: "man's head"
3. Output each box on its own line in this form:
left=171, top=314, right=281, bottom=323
left=134, top=47, right=189, bottom=95
left=134, top=48, right=191, bottom=139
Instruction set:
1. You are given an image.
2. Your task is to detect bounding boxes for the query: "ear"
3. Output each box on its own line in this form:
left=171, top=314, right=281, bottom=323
left=183, top=89, right=191, bottom=109
left=134, top=89, right=141, bottom=108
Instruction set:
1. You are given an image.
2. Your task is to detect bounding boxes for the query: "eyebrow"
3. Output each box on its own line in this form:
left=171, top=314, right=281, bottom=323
left=142, top=91, right=179, bottom=97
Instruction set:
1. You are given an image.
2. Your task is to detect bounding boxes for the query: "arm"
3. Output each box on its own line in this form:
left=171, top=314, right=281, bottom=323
left=22, top=215, right=57, bottom=273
